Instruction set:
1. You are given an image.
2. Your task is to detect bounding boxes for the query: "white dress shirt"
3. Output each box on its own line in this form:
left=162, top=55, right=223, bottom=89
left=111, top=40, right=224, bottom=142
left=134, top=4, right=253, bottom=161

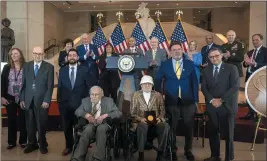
left=94, top=101, right=101, bottom=119
left=213, top=62, right=222, bottom=76
left=143, top=91, right=151, bottom=105
left=69, top=64, right=78, bottom=83
left=34, top=61, right=42, bottom=69
left=130, top=47, right=137, bottom=53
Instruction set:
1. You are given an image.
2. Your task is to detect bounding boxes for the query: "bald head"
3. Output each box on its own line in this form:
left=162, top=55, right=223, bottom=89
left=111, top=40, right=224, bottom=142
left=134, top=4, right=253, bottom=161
left=89, top=86, right=104, bottom=104
left=150, top=37, right=159, bottom=49
left=81, top=33, right=90, bottom=45
left=129, top=37, right=136, bottom=47
left=205, top=34, right=214, bottom=45
left=226, top=30, right=236, bottom=43
left=32, top=46, right=44, bottom=63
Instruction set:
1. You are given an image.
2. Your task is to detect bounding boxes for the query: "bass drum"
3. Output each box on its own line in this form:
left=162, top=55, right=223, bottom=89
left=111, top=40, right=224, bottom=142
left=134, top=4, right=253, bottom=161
left=245, top=66, right=266, bottom=117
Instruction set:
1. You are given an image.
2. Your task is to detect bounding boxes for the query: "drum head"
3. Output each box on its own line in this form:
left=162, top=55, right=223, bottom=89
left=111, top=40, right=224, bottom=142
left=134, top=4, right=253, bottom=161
left=245, top=66, right=266, bottom=117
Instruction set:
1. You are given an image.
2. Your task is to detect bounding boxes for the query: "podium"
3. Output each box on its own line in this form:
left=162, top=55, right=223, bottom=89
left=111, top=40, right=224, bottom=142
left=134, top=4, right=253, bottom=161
left=106, top=54, right=148, bottom=112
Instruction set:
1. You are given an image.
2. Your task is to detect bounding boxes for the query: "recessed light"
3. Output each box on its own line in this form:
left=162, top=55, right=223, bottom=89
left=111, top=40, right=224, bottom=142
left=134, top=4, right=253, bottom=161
left=63, top=2, right=65, bottom=5
left=235, top=1, right=238, bottom=3
left=93, top=6, right=96, bottom=8
left=176, top=3, right=179, bottom=6
left=68, top=6, right=71, bottom=9
left=194, top=17, right=196, bottom=19
left=157, top=4, right=159, bottom=6
left=198, top=10, right=201, bottom=12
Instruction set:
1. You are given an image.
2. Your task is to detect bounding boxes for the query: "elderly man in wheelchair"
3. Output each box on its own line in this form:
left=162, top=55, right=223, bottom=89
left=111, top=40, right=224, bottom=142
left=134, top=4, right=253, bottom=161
left=130, top=75, right=170, bottom=161
left=71, top=86, right=122, bottom=161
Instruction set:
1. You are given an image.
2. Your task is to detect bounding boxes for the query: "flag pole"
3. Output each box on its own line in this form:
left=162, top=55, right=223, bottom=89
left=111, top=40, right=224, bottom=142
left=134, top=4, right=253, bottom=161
left=155, top=10, right=170, bottom=46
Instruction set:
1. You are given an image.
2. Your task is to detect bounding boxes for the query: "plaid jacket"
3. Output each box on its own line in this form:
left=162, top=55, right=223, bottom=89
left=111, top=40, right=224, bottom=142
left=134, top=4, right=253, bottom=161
left=130, top=90, right=165, bottom=123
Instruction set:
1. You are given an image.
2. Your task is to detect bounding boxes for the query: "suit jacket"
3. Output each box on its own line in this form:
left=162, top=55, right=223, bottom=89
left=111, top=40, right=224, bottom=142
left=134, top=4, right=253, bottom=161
left=201, top=63, right=240, bottom=114
left=155, top=57, right=199, bottom=106
left=131, top=90, right=165, bottom=121
left=75, top=96, right=122, bottom=119
left=57, top=65, right=92, bottom=111
left=201, top=43, right=221, bottom=65
left=58, top=50, right=69, bottom=68
left=76, top=44, right=99, bottom=78
left=20, top=61, right=54, bottom=109
left=243, top=46, right=267, bottom=82
left=123, top=47, right=144, bottom=56
left=145, top=48, right=167, bottom=67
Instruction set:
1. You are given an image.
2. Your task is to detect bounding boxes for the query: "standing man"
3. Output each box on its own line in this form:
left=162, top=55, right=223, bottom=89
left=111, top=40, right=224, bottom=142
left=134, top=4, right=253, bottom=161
left=221, top=30, right=245, bottom=77
left=123, top=37, right=144, bottom=55
left=145, top=37, right=167, bottom=80
left=57, top=49, right=93, bottom=156
left=201, top=34, right=221, bottom=67
left=76, top=33, right=99, bottom=81
left=155, top=42, right=199, bottom=161
left=239, top=34, right=267, bottom=120
left=20, top=46, right=54, bottom=154
left=201, top=48, right=240, bottom=161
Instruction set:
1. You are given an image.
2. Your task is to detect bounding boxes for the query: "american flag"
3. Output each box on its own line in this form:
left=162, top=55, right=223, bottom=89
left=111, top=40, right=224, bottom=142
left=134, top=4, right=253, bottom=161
left=131, top=21, right=151, bottom=52
left=170, top=19, right=189, bottom=53
left=109, top=22, right=128, bottom=54
left=150, top=20, right=170, bottom=53
left=91, top=25, right=107, bottom=55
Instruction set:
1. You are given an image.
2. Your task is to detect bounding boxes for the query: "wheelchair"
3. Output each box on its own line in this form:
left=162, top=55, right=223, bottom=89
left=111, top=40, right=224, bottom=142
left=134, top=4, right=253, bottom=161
left=121, top=114, right=173, bottom=161
left=71, top=117, right=120, bottom=161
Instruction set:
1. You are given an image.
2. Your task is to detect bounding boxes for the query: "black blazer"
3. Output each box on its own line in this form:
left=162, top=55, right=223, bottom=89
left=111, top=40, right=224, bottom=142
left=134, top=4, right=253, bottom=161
left=243, top=46, right=267, bottom=82
left=201, top=63, right=240, bottom=114
left=57, top=65, right=92, bottom=110
left=58, top=50, right=68, bottom=68
left=201, top=43, right=221, bottom=65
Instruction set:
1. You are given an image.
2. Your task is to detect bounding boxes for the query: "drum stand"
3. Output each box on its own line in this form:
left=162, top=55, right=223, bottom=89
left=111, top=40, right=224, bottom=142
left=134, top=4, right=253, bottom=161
left=251, top=114, right=267, bottom=151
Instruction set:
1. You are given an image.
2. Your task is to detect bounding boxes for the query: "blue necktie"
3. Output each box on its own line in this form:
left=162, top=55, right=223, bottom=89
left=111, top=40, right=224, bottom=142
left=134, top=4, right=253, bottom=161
left=34, top=64, right=39, bottom=76
left=70, top=67, right=75, bottom=89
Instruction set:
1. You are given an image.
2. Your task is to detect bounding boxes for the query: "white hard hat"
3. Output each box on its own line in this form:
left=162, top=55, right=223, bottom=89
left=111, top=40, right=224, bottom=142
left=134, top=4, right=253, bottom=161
left=140, top=75, right=154, bottom=85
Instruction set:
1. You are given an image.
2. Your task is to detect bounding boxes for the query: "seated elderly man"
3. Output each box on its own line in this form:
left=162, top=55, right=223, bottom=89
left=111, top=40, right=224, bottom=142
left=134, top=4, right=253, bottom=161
left=71, top=86, right=122, bottom=161
left=131, top=75, right=169, bottom=161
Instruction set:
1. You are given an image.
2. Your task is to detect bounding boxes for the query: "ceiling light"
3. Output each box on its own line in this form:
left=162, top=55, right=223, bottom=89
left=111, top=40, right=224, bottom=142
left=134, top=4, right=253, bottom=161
left=198, top=10, right=201, bottom=13
left=157, top=4, right=159, bottom=6
left=93, top=6, right=96, bottom=8
left=63, top=2, right=65, bottom=5
left=176, top=3, right=179, bottom=6
left=194, top=17, right=196, bottom=19
left=68, top=6, right=71, bottom=9
left=235, top=1, right=238, bottom=3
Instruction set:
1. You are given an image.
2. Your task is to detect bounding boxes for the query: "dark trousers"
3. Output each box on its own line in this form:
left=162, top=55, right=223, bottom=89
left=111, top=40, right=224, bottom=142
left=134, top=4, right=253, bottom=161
left=166, top=102, right=196, bottom=152
left=136, top=122, right=169, bottom=152
left=25, top=101, right=48, bottom=148
left=60, top=108, right=77, bottom=149
left=6, top=102, right=27, bottom=145
left=207, top=105, right=236, bottom=161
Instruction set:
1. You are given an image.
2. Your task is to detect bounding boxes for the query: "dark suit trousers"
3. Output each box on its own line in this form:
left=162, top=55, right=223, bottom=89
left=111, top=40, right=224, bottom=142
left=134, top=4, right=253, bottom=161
left=6, top=102, right=27, bottom=145
left=60, top=107, right=77, bottom=149
left=166, top=101, right=196, bottom=152
left=25, top=100, right=48, bottom=148
left=207, top=104, right=236, bottom=160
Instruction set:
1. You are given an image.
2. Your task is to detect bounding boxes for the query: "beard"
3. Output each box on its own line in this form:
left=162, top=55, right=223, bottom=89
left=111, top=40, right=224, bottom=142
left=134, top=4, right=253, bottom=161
left=69, top=59, right=77, bottom=64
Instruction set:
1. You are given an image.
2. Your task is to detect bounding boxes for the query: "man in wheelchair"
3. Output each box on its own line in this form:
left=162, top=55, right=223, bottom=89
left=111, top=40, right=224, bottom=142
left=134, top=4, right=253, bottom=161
left=131, top=75, right=169, bottom=161
left=71, top=86, right=122, bottom=161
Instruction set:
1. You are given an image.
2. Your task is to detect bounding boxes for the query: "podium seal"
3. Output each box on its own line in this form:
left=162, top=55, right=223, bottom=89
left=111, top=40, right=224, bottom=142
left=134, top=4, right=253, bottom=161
left=118, top=55, right=135, bottom=73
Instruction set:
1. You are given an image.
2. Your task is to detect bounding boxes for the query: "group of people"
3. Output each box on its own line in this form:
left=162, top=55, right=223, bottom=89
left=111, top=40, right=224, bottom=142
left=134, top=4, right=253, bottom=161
left=1, top=29, right=267, bottom=161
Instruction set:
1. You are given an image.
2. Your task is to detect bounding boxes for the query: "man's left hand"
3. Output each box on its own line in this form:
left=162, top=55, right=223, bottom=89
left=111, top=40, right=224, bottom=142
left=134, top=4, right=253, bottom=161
left=156, top=118, right=161, bottom=124
left=41, top=102, right=49, bottom=109
left=213, top=99, right=222, bottom=108
left=96, top=114, right=109, bottom=124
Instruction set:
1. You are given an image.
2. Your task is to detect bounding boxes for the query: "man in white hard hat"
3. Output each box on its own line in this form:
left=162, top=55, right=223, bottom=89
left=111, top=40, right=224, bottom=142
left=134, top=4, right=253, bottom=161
left=131, top=75, right=169, bottom=161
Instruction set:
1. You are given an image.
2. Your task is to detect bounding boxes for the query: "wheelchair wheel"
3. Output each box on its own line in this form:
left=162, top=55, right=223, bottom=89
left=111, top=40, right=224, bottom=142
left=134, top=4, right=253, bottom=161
left=113, top=127, right=120, bottom=158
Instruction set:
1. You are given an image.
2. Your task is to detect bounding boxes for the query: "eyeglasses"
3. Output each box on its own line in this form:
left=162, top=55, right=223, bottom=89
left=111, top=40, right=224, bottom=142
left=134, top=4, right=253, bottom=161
left=171, top=49, right=182, bottom=52
left=209, top=54, right=221, bottom=59
left=90, top=93, right=100, bottom=96
left=33, top=53, right=44, bottom=56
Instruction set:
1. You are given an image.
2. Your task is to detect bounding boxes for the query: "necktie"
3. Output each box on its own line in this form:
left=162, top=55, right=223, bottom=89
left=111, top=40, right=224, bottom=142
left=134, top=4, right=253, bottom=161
left=85, top=45, right=88, bottom=52
left=214, top=66, right=219, bottom=80
left=92, top=103, right=100, bottom=119
left=176, top=61, right=182, bottom=98
left=252, top=49, right=257, bottom=60
left=34, top=64, right=39, bottom=76
left=152, top=50, right=156, bottom=60
left=70, top=67, right=75, bottom=88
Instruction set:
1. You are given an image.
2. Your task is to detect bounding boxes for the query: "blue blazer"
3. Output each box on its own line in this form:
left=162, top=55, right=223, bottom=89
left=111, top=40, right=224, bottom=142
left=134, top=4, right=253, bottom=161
left=57, top=65, right=94, bottom=111
left=185, top=52, right=202, bottom=84
left=155, top=57, right=199, bottom=105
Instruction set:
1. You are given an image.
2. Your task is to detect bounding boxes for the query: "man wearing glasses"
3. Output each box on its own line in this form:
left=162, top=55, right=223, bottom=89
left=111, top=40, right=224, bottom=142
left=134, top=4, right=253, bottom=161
left=155, top=42, right=199, bottom=161
left=201, top=48, right=240, bottom=161
left=20, top=46, right=54, bottom=154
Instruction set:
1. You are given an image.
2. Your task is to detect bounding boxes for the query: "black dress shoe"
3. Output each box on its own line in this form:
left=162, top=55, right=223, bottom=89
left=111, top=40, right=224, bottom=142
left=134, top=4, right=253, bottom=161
left=20, top=144, right=27, bottom=148
left=204, top=157, right=221, bottom=161
left=62, top=148, right=72, bottom=156
left=7, top=144, right=16, bottom=150
left=138, top=152, right=144, bottom=161
left=24, top=144, right=39, bottom=153
left=184, top=151, right=195, bottom=161
left=156, top=151, right=164, bottom=161
left=172, top=152, right=178, bottom=161
left=40, top=147, right=48, bottom=154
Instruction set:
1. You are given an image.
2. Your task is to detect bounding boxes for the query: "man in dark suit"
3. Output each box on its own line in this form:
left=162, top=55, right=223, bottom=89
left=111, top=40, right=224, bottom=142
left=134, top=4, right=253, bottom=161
left=76, top=33, right=99, bottom=80
left=145, top=37, right=167, bottom=80
left=57, top=49, right=93, bottom=156
left=20, top=46, right=54, bottom=154
left=201, top=48, right=240, bottom=161
left=123, top=37, right=144, bottom=55
left=201, top=34, right=221, bottom=67
left=155, top=42, right=199, bottom=161
left=71, top=86, right=122, bottom=161
left=239, top=34, right=267, bottom=120
left=221, top=30, right=245, bottom=77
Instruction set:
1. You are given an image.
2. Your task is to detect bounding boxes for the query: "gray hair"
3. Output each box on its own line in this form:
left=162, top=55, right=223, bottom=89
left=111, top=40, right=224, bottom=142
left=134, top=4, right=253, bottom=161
left=89, top=85, right=104, bottom=96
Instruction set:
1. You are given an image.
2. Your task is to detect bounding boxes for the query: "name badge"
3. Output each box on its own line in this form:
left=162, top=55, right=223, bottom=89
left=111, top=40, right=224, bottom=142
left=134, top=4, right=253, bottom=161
left=12, top=85, right=20, bottom=94
left=32, top=80, right=36, bottom=91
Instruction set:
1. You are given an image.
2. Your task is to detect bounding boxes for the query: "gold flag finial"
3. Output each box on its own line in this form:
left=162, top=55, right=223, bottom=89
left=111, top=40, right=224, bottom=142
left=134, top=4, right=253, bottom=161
left=97, top=12, right=104, bottom=24
left=155, top=10, right=162, bottom=21
left=176, top=10, right=183, bottom=20
left=116, top=11, right=123, bottom=21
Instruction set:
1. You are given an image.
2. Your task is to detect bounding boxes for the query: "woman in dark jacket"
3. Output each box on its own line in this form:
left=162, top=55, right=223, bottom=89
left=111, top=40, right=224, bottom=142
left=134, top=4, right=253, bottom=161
left=58, top=39, right=74, bottom=68
left=98, top=43, right=121, bottom=103
left=1, top=48, right=27, bottom=149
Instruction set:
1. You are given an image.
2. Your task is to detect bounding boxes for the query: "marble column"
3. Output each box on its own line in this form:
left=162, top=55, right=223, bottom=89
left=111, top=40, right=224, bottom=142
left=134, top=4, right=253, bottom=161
left=1, top=1, right=7, bottom=20
left=6, top=1, right=44, bottom=61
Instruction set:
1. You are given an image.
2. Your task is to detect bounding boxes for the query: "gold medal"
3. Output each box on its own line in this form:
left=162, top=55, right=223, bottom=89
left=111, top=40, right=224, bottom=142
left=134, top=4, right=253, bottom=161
left=147, top=115, right=154, bottom=121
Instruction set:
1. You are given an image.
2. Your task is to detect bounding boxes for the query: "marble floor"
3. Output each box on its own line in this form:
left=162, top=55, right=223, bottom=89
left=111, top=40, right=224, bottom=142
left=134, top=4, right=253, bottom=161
left=1, top=127, right=266, bottom=161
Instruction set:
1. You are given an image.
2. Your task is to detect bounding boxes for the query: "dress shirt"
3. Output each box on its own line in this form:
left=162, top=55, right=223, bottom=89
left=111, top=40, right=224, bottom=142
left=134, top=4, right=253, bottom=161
left=248, top=45, right=262, bottom=73
left=34, top=61, right=42, bottom=70
left=94, top=101, right=101, bottom=119
left=172, top=58, right=183, bottom=73
left=207, top=43, right=214, bottom=50
left=83, top=44, right=95, bottom=60
left=213, top=62, right=222, bottom=76
left=69, top=64, right=78, bottom=83
left=143, top=91, right=151, bottom=105
left=130, top=47, right=137, bottom=53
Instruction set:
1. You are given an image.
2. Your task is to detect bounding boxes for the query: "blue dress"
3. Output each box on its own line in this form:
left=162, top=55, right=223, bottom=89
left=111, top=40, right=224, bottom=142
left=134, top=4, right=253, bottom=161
left=184, top=52, right=202, bottom=84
